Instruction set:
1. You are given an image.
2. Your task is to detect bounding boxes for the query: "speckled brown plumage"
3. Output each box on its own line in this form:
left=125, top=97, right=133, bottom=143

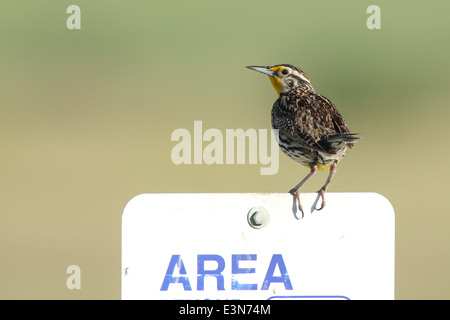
left=272, top=90, right=357, bottom=167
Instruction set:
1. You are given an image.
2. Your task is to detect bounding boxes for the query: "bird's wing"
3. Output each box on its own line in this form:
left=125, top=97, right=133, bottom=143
left=273, top=93, right=357, bottom=153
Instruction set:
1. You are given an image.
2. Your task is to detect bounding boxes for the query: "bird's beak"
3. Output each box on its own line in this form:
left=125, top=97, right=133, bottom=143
left=246, top=65, right=277, bottom=77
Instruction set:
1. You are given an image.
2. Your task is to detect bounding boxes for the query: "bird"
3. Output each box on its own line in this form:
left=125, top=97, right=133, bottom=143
left=246, top=64, right=358, bottom=216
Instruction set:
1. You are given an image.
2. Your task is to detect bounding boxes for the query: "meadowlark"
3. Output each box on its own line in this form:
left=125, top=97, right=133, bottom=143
left=246, top=64, right=358, bottom=216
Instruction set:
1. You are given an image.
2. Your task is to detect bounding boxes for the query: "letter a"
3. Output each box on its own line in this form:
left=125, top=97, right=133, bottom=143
left=66, top=265, right=81, bottom=289
left=366, top=5, right=381, bottom=30
left=66, top=5, right=81, bottom=30
left=171, top=128, right=192, bottom=164
left=161, top=255, right=192, bottom=291
left=261, top=254, right=293, bottom=290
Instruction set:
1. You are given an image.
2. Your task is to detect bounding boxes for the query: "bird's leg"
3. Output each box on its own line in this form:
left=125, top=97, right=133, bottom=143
left=289, top=164, right=318, bottom=215
left=316, top=162, right=337, bottom=211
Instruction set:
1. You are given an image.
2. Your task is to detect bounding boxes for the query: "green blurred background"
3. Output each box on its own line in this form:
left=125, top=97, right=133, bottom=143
left=1, top=0, right=449, bottom=299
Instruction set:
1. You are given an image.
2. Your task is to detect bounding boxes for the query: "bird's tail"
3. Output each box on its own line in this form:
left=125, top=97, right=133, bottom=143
left=327, top=133, right=360, bottom=149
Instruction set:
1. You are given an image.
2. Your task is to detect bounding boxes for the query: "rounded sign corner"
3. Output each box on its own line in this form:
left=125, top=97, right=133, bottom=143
left=369, top=192, right=395, bottom=216
left=122, top=193, right=149, bottom=217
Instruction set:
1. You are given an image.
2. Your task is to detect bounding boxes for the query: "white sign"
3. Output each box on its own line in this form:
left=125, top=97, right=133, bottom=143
left=122, top=193, right=394, bottom=300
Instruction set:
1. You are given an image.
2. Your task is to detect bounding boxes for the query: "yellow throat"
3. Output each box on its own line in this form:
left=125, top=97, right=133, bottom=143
left=268, top=66, right=285, bottom=96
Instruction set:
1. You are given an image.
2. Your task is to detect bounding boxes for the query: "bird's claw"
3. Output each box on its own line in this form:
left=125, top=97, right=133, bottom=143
left=290, top=189, right=304, bottom=218
left=315, top=188, right=326, bottom=211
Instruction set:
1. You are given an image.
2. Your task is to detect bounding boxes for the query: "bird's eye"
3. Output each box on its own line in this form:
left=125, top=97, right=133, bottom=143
left=281, top=69, right=289, bottom=75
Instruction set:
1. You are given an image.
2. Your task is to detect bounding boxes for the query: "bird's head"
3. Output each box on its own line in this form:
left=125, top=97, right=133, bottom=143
left=246, top=64, right=314, bottom=96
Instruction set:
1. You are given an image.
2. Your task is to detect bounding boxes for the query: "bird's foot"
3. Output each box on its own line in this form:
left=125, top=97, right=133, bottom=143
left=316, top=188, right=326, bottom=211
left=289, top=189, right=304, bottom=218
